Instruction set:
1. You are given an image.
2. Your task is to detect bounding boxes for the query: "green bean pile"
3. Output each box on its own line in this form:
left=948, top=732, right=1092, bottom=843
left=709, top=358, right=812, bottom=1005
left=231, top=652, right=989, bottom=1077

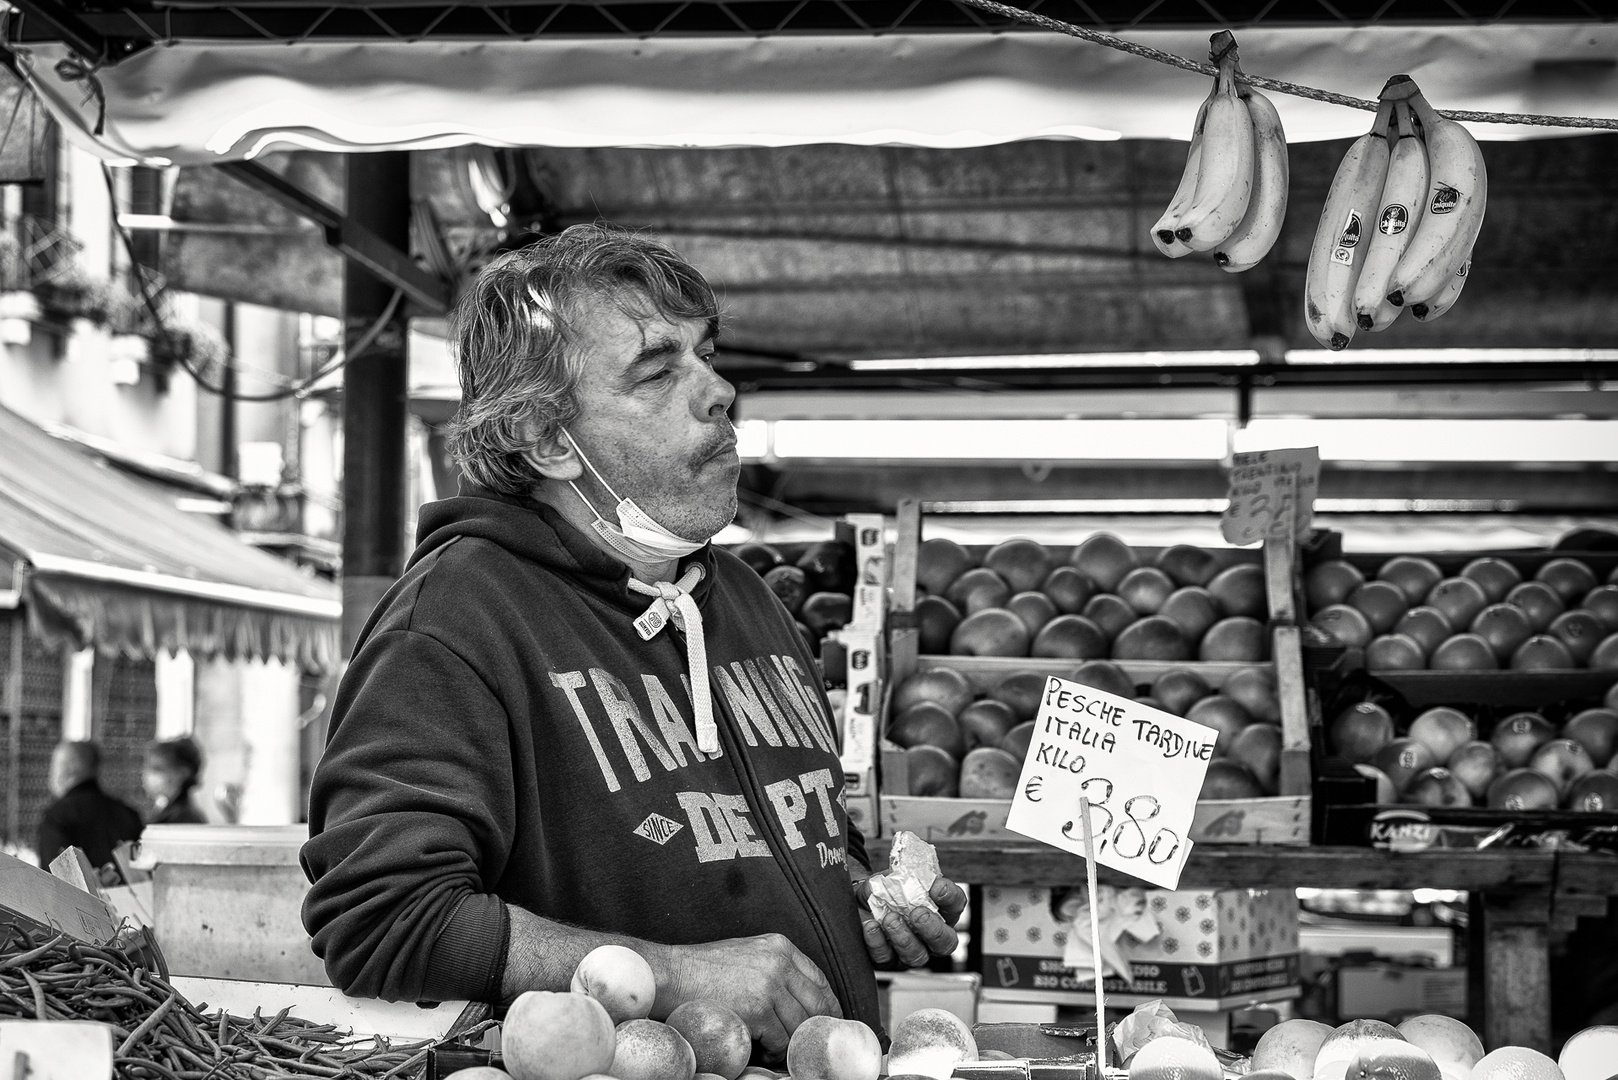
left=0, top=923, right=440, bottom=1079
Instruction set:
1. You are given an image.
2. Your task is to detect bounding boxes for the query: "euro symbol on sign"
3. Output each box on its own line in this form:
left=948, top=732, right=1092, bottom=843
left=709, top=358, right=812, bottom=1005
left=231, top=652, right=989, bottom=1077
left=1024, top=775, right=1044, bottom=802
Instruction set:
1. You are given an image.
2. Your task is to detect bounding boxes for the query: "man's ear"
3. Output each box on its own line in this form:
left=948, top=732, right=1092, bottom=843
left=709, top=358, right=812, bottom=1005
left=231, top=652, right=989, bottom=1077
left=522, top=424, right=583, bottom=481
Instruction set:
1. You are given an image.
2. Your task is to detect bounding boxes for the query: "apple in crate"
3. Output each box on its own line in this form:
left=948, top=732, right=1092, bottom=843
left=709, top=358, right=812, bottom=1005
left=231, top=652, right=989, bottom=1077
left=572, top=945, right=657, bottom=1023
left=959, top=748, right=1021, bottom=799
left=610, top=1020, right=696, bottom=1080
left=502, top=991, right=616, bottom=1080
left=785, top=1017, right=881, bottom=1080
left=666, top=1002, right=750, bottom=1080
left=1397, top=1014, right=1483, bottom=1080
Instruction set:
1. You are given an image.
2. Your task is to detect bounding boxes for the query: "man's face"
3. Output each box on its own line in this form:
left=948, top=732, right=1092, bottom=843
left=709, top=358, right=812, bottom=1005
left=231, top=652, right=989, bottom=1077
left=562, top=291, right=739, bottom=543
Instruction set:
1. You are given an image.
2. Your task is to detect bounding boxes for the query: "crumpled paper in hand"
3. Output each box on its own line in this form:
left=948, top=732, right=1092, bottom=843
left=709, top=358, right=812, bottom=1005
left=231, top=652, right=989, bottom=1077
left=1111, top=999, right=1213, bottom=1065
left=865, top=830, right=940, bottom=921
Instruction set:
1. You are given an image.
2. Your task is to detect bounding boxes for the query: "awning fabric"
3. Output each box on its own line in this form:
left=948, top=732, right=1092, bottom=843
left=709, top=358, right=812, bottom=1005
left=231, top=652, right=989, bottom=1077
left=14, top=24, right=1618, bottom=166
left=0, top=404, right=341, bottom=672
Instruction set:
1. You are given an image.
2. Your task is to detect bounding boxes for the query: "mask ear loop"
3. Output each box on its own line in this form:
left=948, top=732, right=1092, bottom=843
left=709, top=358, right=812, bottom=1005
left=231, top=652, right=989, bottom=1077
left=560, top=427, right=623, bottom=524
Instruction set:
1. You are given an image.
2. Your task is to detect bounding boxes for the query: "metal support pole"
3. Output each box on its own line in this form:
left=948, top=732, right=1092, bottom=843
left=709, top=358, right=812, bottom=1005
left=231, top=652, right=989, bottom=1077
left=5, top=617, right=22, bottom=848
left=339, top=153, right=411, bottom=655
left=221, top=303, right=237, bottom=481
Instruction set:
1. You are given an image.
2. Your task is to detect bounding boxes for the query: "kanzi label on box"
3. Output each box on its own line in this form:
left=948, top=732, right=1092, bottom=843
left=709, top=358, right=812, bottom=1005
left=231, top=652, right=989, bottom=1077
left=1005, top=676, right=1213, bottom=889
left=1220, top=446, right=1320, bottom=546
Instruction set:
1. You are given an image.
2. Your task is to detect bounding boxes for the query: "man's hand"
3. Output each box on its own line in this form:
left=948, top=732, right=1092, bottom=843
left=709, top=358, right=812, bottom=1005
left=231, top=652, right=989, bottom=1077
left=663, top=933, right=842, bottom=1057
left=854, top=875, right=968, bottom=969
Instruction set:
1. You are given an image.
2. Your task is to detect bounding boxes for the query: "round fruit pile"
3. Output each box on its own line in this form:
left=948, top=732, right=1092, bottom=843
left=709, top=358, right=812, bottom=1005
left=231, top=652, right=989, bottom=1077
left=1329, top=683, right=1618, bottom=810
left=461, top=948, right=979, bottom=1080
left=732, top=540, right=856, bottom=657
left=1306, top=554, right=1618, bottom=671
left=887, top=658, right=1287, bottom=800
left=1228, top=1013, right=1617, bottom=1080
left=916, top=534, right=1271, bottom=663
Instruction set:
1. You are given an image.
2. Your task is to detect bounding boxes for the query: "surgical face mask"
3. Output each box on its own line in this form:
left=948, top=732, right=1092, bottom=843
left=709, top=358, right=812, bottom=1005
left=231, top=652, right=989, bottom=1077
left=561, top=428, right=707, bottom=563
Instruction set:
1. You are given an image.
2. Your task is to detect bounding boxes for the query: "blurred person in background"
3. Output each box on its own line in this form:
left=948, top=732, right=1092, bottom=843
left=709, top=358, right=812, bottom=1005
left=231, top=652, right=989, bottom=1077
left=38, top=740, right=143, bottom=870
left=143, top=737, right=208, bottom=825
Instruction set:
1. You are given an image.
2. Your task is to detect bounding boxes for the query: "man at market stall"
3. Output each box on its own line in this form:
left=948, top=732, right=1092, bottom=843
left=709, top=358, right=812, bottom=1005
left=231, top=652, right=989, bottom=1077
left=301, top=224, right=965, bottom=1052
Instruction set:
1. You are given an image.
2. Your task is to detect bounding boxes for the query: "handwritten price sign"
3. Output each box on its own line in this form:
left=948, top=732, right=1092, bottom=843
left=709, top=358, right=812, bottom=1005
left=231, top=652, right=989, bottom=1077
left=1220, top=446, right=1321, bottom=546
left=1005, top=676, right=1216, bottom=889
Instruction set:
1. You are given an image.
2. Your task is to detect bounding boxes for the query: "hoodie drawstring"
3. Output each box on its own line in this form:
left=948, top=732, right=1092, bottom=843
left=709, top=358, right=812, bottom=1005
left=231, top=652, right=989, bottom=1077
left=627, top=565, right=717, bottom=754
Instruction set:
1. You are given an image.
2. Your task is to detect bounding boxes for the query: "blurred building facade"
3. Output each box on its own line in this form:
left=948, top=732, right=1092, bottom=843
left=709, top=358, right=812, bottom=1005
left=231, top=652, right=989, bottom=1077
left=0, top=120, right=344, bottom=854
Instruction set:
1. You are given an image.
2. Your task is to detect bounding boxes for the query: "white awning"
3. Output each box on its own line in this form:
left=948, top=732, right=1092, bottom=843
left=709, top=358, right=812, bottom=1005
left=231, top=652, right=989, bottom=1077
left=13, top=23, right=1618, bottom=165
left=0, top=403, right=341, bottom=670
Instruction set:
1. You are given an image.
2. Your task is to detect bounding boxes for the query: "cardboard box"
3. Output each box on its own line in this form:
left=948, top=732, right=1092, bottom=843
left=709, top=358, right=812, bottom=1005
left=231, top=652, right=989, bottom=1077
left=0, top=850, right=120, bottom=945
left=1337, top=962, right=1467, bottom=1021
left=876, top=971, right=979, bottom=1032
left=1298, top=923, right=1454, bottom=966
left=839, top=626, right=883, bottom=837
left=843, top=513, right=888, bottom=630
left=976, top=993, right=1058, bottom=1024
left=981, top=885, right=1300, bottom=1011
left=879, top=654, right=1311, bottom=847
left=880, top=792, right=1310, bottom=847
left=140, top=824, right=325, bottom=984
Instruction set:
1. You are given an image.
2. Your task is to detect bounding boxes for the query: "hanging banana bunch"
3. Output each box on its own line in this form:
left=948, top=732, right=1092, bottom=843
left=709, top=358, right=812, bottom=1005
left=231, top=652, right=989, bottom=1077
left=1305, top=89, right=1395, bottom=351
left=1386, top=89, right=1488, bottom=315
left=1352, top=89, right=1427, bottom=333
left=1306, top=75, right=1487, bottom=349
left=1151, top=32, right=1289, bottom=271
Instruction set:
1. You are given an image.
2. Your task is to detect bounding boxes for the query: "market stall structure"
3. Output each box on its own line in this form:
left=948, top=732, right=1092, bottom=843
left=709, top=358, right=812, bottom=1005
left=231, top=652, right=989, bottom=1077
left=1, top=0, right=1616, bottom=1064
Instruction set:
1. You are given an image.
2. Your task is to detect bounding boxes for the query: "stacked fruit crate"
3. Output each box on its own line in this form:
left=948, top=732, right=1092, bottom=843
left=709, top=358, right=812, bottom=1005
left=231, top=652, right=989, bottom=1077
left=725, top=516, right=888, bottom=836
left=876, top=499, right=1313, bottom=846
left=1299, top=537, right=1618, bottom=846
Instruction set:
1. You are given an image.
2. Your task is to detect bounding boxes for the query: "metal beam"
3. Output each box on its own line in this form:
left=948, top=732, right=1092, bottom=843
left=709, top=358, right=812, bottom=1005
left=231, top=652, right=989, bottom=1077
left=723, top=359, right=1616, bottom=395
left=340, top=152, right=413, bottom=653
left=14, top=0, right=1614, bottom=47
left=5, top=0, right=146, bottom=64
left=744, top=462, right=1618, bottom=516
left=219, top=160, right=450, bottom=314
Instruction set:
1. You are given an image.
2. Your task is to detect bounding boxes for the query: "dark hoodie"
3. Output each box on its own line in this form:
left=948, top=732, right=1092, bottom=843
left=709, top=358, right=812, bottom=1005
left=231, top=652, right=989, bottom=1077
left=301, top=487, right=879, bottom=1026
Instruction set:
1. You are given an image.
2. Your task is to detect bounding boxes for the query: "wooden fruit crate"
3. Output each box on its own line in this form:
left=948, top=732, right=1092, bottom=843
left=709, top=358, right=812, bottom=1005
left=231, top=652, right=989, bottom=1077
left=1300, top=539, right=1618, bottom=848
left=879, top=500, right=1312, bottom=846
left=1300, top=537, right=1618, bottom=683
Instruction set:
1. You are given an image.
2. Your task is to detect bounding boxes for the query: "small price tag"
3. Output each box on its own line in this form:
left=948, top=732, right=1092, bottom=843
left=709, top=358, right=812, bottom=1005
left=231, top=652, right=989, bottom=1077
left=1005, top=676, right=1214, bottom=890
left=1220, top=446, right=1321, bottom=546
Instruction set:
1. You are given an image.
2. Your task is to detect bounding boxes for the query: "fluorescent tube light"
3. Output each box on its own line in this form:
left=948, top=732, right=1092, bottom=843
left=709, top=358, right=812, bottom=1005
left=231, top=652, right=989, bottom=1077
left=846, top=351, right=1260, bottom=371
left=760, top=419, right=1229, bottom=461
left=1285, top=347, right=1618, bottom=364
left=923, top=499, right=1228, bottom=514
left=1239, top=418, right=1618, bottom=463
left=117, top=213, right=177, bottom=230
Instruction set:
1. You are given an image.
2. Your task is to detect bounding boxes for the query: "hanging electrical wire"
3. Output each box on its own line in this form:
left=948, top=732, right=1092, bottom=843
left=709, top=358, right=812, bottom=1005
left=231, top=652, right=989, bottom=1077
left=948, top=0, right=1618, bottom=131
left=101, top=162, right=406, bottom=402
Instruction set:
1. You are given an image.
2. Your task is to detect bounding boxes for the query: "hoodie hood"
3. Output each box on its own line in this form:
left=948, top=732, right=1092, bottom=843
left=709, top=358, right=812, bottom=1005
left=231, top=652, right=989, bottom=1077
left=410, top=484, right=717, bottom=614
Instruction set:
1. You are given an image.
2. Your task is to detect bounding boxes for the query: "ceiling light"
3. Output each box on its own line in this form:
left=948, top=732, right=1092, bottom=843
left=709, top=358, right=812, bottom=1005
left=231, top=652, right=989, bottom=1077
left=1239, top=418, right=1618, bottom=463
left=847, top=350, right=1260, bottom=371
left=1285, top=347, right=1618, bottom=364
left=117, top=213, right=177, bottom=230
left=761, top=418, right=1229, bottom=461
left=923, top=499, right=1227, bottom=514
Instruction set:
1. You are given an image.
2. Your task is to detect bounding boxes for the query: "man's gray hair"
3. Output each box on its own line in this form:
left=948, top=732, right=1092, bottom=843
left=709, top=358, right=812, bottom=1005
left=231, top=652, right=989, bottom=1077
left=445, top=224, right=721, bottom=496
